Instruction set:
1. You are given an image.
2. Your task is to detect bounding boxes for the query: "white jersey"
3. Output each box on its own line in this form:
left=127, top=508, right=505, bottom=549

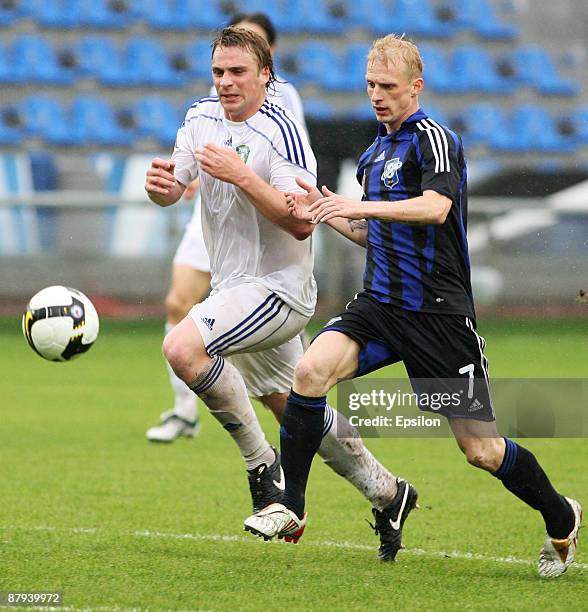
left=172, top=96, right=317, bottom=317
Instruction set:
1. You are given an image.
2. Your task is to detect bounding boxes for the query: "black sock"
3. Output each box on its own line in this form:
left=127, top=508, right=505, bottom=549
left=494, top=438, right=574, bottom=538
left=280, top=390, right=326, bottom=519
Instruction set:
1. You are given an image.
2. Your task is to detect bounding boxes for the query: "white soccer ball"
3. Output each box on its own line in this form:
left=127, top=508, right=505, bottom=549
left=22, top=285, right=100, bottom=362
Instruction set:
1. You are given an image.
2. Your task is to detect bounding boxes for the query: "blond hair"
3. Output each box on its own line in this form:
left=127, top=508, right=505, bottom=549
left=367, top=33, right=423, bottom=81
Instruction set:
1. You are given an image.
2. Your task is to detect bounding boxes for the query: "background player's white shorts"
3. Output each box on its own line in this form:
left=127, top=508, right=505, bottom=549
left=188, top=283, right=310, bottom=397
left=229, top=335, right=303, bottom=398
left=172, top=197, right=211, bottom=273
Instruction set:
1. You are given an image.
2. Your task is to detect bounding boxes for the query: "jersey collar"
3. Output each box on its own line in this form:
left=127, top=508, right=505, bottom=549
left=377, top=109, right=429, bottom=140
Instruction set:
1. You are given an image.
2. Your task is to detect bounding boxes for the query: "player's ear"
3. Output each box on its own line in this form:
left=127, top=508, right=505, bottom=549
left=261, top=65, right=270, bottom=84
left=412, top=77, right=424, bottom=97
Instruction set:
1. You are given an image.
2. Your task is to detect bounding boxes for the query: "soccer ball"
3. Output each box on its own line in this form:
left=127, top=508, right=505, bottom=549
left=22, top=286, right=100, bottom=362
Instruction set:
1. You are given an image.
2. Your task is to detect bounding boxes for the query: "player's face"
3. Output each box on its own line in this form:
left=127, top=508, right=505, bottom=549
left=212, top=45, right=270, bottom=122
left=366, top=57, right=423, bottom=133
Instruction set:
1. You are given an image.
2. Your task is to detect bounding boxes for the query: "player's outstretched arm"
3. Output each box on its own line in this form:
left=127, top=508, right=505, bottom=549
left=288, top=179, right=368, bottom=247
left=196, top=144, right=314, bottom=240
left=310, top=188, right=451, bottom=226
left=145, top=158, right=187, bottom=207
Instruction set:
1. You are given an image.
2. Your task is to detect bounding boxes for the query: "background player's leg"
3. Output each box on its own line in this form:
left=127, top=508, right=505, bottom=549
left=261, top=392, right=398, bottom=510
left=146, top=264, right=210, bottom=442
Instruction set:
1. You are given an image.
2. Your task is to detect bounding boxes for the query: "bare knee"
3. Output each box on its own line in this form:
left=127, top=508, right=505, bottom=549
left=293, top=356, right=333, bottom=397
left=462, top=438, right=505, bottom=473
left=162, top=322, right=208, bottom=383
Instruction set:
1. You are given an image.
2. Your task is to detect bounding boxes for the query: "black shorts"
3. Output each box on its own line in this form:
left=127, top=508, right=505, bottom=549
left=316, top=292, right=495, bottom=421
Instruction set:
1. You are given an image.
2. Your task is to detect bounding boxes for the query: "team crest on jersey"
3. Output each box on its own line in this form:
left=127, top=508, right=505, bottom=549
left=236, top=144, right=250, bottom=163
left=381, top=157, right=403, bottom=189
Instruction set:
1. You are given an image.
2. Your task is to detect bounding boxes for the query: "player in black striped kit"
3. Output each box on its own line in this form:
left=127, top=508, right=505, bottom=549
left=244, top=34, right=582, bottom=577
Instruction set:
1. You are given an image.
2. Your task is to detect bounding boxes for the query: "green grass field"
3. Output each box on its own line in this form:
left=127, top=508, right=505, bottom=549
left=1, top=317, right=587, bottom=611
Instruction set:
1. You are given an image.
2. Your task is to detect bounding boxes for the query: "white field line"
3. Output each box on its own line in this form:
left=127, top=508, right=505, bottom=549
left=2, top=524, right=587, bottom=571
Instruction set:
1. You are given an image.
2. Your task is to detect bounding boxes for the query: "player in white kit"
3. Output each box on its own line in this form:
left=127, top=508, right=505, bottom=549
left=145, top=27, right=405, bottom=528
left=146, top=13, right=307, bottom=443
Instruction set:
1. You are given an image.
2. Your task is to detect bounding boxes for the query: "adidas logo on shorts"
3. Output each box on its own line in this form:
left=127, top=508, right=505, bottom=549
left=468, top=399, right=484, bottom=413
left=201, top=317, right=216, bottom=331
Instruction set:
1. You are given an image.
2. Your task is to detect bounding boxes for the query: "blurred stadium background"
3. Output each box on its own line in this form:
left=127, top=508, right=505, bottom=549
left=0, top=0, right=587, bottom=317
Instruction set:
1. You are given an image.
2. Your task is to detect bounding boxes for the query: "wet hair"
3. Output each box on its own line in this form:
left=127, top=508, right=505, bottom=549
left=228, top=12, right=277, bottom=47
left=367, top=33, right=423, bottom=81
left=211, top=26, right=277, bottom=90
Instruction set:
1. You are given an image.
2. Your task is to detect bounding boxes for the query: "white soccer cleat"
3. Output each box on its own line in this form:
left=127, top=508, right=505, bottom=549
left=146, top=411, right=200, bottom=442
left=538, top=497, right=583, bottom=578
left=244, top=503, right=307, bottom=543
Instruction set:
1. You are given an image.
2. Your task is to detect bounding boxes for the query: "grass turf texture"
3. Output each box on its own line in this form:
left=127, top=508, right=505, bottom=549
left=1, top=317, right=587, bottom=610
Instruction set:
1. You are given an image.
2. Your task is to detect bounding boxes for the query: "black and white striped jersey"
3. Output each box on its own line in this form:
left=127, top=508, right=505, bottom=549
left=357, top=109, right=475, bottom=318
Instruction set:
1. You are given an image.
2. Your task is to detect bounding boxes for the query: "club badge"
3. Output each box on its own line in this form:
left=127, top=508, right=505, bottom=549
left=381, top=157, right=403, bottom=189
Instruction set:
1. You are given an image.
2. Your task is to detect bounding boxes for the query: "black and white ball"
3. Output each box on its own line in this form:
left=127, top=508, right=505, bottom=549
left=22, top=286, right=100, bottom=361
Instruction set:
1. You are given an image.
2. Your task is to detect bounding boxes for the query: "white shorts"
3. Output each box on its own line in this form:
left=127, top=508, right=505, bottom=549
left=188, top=283, right=310, bottom=397
left=173, top=196, right=211, bottom=273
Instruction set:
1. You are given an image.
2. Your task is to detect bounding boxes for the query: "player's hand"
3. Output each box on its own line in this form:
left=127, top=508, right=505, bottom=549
left=286, top=177, right=321, bottom=222
left=308, top=186, right=365, bottom=223
left=195, top=143, right=248, bottom=184
left=183, top=177, right=200, bottom=199
left=145, top=158, right=176, bottom=195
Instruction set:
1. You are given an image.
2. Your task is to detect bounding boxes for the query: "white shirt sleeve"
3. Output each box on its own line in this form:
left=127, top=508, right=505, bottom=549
left=269, top=122, right=317, bottom=193
left=171, top=112, right=198, bottom=188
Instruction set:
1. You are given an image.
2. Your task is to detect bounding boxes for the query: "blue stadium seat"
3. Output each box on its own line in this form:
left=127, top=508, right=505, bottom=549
left=32, top=0, right=81, bottom=28
left=346, top=0, right=394, bottom=34
left=124, top=38, right=180, bottom=86
left=451, top=44, right=515, bottom=94
left=453, top=0, right=517, bottom=39
left=133, top=95, right=180, bottom=145
left=138, top=0, right=191, bottom=31
left=71, top=95, right=134, bottom=146
left=242, top=0, right=301, bottom=34
left=11, top=35, right=76, bottom=85
left=453, top=102, right=508, bottom=149
left=393, top=0, right=455, bottom=38
left=335, top=43, right=370, bottom=92
left=77, top=0, right=133, bottom=28
left=296, top=42, right=342, bottom=87
left=21, top=94, right=79, bottom=145
left=419, top=43, right=453, bottom=93
left=511, top=104, right=575, bottom=153
left=183, top=40, right=215, bottom=81
left=185, top=0, right=229, bottom=29
left=75, top=36, right=124, bottom=83
left=0, top=42, right=20, bottom=84
left=303, top=99, right=335, bottom=120
left=296, top=0, right=348, bottom=34
left=487, top=104, right=574, bottom=154
left=509, top=46, right=578, bottom=96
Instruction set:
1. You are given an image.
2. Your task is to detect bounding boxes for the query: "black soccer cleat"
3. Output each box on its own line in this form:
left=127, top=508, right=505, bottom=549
left=369, top=478, right=418, bottom=562
left=247, top=447, right=285, bottom=513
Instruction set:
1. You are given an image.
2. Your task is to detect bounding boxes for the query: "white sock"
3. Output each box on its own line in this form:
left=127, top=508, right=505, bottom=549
left=189, top=355, right=274, bottom=471
left=318, top=405, right=398, bottom=510
left=165, top=322, right=198, bottom=422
